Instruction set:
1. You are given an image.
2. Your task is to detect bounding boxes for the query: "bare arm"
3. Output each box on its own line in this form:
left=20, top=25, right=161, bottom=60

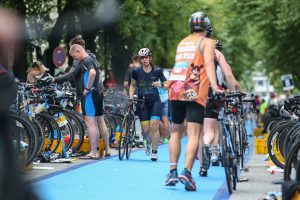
left=27, top=70, right=43, bottom=83
left=204, top=39, right=218, bottom=91
left=86, top=68, right=96, bottom=89
left=124, top=81, right=129, bottom=93
left=129, top=79, right=136, bottom=99
left=215, top=50, right=235, bottom=91
left=215, top=49, right=241, bottom=91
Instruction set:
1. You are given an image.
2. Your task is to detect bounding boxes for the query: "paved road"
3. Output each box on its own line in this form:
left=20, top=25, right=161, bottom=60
left=25, top=120, right=282, bottom=200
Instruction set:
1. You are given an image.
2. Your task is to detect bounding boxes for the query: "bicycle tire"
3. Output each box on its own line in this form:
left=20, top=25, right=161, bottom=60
left=220, top=124, right=233, bottom=194
left=67, top=110, right=86, bottom=151
left=37, top=112, right=62, bottom=154
left=7, top=118, right=20, bottom=156
left=30, top=116, right=45, bottom=158
left=63, top=110, right=85, bottom=152
left=126, top=117, right=135, bottom=159
left=8, top=112, right=39, bottom=166
left=118, top=114, right=128, bottom=160
left=283, top=140, right=300, bottom=180
left=267, top=121, right=288, bottom=169
left=283, top=125, right=300, bottom=158
left=277, top=122, right=295, bottom=157
left=236, top=123, right=244, bottom=170
left=263, top=117, right=282, bottom=134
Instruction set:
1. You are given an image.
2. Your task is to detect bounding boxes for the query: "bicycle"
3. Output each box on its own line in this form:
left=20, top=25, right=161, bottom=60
left=217, top=91, right=247, bottom=193
left=118, top=96, right=144, bottom=160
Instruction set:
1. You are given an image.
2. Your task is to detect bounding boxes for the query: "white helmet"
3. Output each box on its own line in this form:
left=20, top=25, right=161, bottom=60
left=138, top=48, right=152, bottom=57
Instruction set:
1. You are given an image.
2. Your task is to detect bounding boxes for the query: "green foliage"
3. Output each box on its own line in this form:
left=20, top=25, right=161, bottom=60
left=4, top=0, right=300, bottom=89
left=119, top=0, right=213, bottom=67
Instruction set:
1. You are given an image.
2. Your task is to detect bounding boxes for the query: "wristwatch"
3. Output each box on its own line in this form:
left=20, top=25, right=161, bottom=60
left=85, top=87, right=91, bottom=91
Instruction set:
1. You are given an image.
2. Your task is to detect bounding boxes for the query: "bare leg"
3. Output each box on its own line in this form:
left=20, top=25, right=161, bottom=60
left=159, top=120, right=163, bottom=139
left=85, top=116, right=100, bottom=157
left=185, top=122, right=201, bottom=171
left=97, top=115, right=111, bottom=154
left=203, top=118, right=217, bottom=146
left=169, top=123, right=184, bottom=170
left=212, top=121, right=219, bottom=157
left=141, top=122, right=150, bottom=144
left=161, top=116, right=170, bottom=139
left=197, top=127, right=204, bottom=166
left=150, top=119, right=160, bottom=151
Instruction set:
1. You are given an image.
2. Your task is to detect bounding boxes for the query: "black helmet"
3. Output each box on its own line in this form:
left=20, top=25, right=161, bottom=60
left=206, top=23, right=213, bottom=38
left=189, top=11, right=211, bottom=33
left=215, top=40, right=223, bottom=51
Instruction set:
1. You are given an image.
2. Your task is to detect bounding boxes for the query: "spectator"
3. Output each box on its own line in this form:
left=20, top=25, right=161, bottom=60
left=260, top=99, right=269, bottom=124
left=26, top=61, right=49, bottom=83
left=124, top=55, right=141, bottom=94
left=53, top=36, right=112, bottom=158
left=103, top=69, right=118, bottom=89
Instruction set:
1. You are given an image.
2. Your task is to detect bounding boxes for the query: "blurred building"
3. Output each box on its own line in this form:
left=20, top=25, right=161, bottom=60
left=252, top=72, right=274, bottom=101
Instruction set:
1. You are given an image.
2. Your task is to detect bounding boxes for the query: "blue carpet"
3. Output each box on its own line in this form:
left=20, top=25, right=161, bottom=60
left=34, top=137, right=228, bottom=200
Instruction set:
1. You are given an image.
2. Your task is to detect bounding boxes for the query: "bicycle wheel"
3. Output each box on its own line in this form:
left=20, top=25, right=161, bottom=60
left=278, top=122, right=295, bottom=157
left=283, top=125, right=300, bottom=159
left=237, top=123, right=244, bottom=170
left=267, top=121, right=288, bottom=169
left=284, top=139, right=300, bottom=181
left=220, top=125, right=234, bottom=194
left=67, top=110, right=85, bottom=152
left=36, top=113, right=62, bottom=154
left=7, top=118, right=20, bottom=156
left=118, top=114, right=128, bottom=160
left=126, top=118, right=135, bottom=159
left=8, top=112, right=39, bottom=166
left=30, top=117, right=45, bottom=157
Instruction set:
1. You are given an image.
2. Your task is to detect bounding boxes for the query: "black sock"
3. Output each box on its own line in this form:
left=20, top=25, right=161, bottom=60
left=152, top=150, right=157, bottom=154
left=170, top=168, right=177, bottom=173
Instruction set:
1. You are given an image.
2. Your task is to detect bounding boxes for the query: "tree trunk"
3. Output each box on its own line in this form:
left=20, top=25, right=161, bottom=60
left=107, top=25, right=130, bottom=83
left=44, top=3, right=71, bottom=75
left=65, top=10, right=77, bottom=67
left=78, top=12, right=98, bottom=53
left=10, top=0, right=28, bottom=81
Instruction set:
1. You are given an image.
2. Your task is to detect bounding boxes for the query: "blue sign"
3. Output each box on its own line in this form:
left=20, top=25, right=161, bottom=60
left=53, top=47, right=66, bottom=68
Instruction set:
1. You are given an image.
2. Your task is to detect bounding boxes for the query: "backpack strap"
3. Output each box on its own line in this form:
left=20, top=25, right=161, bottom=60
left=197, top=37, right=206, bottom=56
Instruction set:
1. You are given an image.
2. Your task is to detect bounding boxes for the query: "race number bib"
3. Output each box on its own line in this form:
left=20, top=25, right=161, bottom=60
left=169, top=62, right=189, bottom=81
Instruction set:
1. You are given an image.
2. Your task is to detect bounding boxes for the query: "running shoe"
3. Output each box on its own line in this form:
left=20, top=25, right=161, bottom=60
left=199, top=167, right=207, bottom=177
left=211, top=155, right=220, bottom=166
left=165, top=170, right=178, bottom=186
left=178, top=168, right=196, bottom=191
left=202, top=144, right=211, bottom=170
left=151, top=152, right=158, bottom=161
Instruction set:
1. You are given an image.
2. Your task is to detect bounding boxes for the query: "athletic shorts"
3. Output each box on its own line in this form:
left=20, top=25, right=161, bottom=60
left=161, top=101, right=169, bottom=117
left=170, top=100, right=205, bottom=124
left=204, top=99, right=219, bottom=119
left=204, top=87, right=220, bottom=119
left=137, top=99, right=161, bottom=124
left=81, top=91, right=103, bottom=117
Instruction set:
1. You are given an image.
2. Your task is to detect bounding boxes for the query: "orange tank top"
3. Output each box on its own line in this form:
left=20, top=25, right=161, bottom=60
left=169, top=34, right=209, bottom=107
